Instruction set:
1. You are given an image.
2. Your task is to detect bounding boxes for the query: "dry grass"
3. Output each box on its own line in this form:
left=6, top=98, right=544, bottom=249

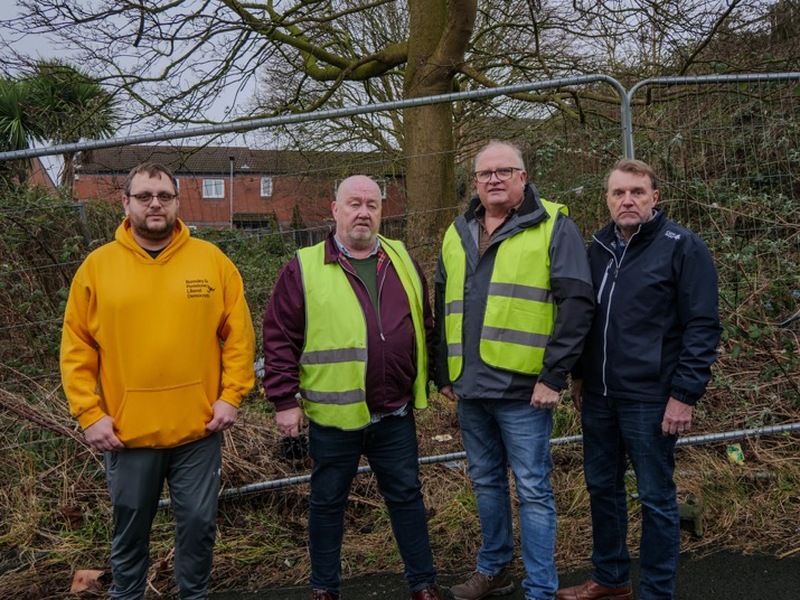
left=1, top=368, right=799, bottom=600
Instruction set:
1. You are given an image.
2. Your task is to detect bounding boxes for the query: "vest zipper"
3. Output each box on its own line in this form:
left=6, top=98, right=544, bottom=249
left=376, top=264, right=388, bottom=341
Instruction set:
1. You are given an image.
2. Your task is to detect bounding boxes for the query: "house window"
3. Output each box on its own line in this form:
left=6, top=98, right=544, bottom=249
left=260, top=176, right=273, bottom=197
left=202, top=178, right=225, bottom=198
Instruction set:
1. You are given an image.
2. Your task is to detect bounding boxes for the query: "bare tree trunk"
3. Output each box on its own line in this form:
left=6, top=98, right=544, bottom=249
left=61, top=151, right=75, bottom=195
left=403, top=0, right=476, bottom=252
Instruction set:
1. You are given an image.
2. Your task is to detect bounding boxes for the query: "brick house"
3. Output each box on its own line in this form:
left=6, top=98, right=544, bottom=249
left=28, top=157, right=58, bottom=192
left=72, top=145, right=407, bottom=231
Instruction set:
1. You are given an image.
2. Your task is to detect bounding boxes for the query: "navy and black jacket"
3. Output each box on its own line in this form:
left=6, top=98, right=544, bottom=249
left=579, top=209, right=722, bottom=405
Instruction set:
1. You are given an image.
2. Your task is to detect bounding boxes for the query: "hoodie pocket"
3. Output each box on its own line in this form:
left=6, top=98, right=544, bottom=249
left=115, top=381, right=212, bottom=448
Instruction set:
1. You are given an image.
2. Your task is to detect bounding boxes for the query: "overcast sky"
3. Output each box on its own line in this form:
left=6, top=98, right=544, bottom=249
left=2, top=3, right=260, bottom=181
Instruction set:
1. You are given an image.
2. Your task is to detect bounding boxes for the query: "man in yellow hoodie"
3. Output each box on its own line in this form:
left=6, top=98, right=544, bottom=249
left=60, top=162, right=255, bottom=600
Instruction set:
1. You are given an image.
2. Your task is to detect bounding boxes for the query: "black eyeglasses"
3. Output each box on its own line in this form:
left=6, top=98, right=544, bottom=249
left=474, top=167, right=523, bottom=183
left=128, top=192, right=178, bottom=205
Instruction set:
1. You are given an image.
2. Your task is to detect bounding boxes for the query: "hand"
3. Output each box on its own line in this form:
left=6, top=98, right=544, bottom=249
left=662, top=397, right=693, bottom=435
left=276, top=406, right=305, bottom=438
left=83, top=415, right=124, bottom=452
left=206, top=399, right=239, bottom=432
left=439, top=384, right=459, bottom=401
left=571, top=379, right=584, bottom=412
left=531, top=381, right=560, bottom=409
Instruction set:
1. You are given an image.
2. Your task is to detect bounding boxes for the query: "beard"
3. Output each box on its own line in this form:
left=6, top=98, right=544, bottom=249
left=130, top=213, right=176, bottom=244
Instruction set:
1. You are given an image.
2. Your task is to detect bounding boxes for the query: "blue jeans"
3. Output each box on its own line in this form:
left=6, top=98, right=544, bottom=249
left=458, top=398, right=557, bottom=600
left=307, top=409, right=436, bottom=594
left=581, top=393, right=679, bottom=600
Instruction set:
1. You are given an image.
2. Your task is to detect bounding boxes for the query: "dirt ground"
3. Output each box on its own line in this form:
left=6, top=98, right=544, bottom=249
left=208, top=550, right=800, bottom=599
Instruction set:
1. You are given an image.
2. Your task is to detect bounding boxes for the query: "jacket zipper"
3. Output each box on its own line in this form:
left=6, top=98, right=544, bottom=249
left=594, top=230, right=636, bottom=396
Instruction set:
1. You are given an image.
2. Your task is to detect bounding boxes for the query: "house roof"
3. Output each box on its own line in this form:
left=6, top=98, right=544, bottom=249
left=76, top=145, right=403, bottom=179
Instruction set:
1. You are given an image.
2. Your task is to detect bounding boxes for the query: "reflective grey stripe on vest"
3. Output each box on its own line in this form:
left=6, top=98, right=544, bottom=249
left=482, top=326, right=551, bottom=348
left=488, top=282, right=553, bottom=304
left=448, top=343, right=463, bottom=357
left=299, top=388, right=364, bottom=405
left=445, top=299, right=464, bottom=316
left=299, top=347, right=367, bottom=365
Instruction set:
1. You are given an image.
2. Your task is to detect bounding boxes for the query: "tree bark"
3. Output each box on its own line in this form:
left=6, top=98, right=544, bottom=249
left=403, top=0, right=476, bottom=252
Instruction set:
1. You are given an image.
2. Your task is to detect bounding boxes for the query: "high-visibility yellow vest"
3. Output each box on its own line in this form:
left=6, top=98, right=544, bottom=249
left=442, top=199, right=567, bottom=379
left=296, top=235, right=428, bottom=430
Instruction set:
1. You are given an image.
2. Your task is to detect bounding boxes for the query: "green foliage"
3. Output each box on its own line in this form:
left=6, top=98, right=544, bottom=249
left=0, top=188, right=122, bottom=382
left=3, top=82, right=800, bottom=591
left=0, top=77, right=43, bottom=151
left=0, top=60, right=119, bottom=189
left=193, top=228, right=297, bottom=351
left=23, top=60, right=118, bottom=146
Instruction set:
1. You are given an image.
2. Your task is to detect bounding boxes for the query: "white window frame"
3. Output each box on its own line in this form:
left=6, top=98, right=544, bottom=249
left=260, top=176, right=273, bottom=197
left=202, top=178, right=225, bottom=199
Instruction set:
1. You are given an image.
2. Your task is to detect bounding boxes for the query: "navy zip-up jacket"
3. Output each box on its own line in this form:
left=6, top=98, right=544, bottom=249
left=579, top=209, right=722, bottom=405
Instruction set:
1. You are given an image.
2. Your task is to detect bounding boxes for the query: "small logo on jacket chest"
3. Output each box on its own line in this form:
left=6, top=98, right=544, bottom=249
left=664, top=230, right=681, bottom=240
left=185, top=279, right=216, bottom=299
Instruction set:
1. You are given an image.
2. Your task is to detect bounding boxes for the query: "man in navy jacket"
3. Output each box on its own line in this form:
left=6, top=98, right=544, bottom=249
left=557, top=159, right=721, bottom=600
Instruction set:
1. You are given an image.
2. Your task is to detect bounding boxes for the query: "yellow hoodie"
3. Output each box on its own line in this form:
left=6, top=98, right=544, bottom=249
left=60, top=218, right=255, bottom=448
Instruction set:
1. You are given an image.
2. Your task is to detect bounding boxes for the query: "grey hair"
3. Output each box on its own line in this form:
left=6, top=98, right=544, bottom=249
left=474, top=140, right=526, bottom=171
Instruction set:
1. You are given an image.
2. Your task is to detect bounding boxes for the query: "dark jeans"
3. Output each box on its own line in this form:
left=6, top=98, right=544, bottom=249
left=308, top=409, right=436, bottom=594
left=581, top=393, right=679, bottom=600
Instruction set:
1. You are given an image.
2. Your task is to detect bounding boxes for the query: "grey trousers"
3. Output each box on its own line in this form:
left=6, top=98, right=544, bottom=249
left=104, top=432, right=222, bottom=600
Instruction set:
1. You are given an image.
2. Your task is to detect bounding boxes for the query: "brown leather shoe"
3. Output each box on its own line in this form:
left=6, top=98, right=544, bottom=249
left=411, top=583, right=442, bottom=600
left=311, top=590, right=339, bottom=600
left=450, top=568, right=514, bottom=600
left=556, top=579, right=632, bottom=600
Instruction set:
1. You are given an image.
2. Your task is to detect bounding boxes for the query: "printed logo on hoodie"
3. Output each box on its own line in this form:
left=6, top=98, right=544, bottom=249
left=185, top=278, right=216, bottom=299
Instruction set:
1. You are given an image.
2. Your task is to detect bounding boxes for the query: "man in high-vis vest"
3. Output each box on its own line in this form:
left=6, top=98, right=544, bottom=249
left=262, top=175, right=440, bottom=600
left=436, top=141, right=594, bottom=600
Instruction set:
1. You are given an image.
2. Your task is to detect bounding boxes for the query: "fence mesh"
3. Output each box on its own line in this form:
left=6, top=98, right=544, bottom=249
left=1, top=73, right=799, bottom=595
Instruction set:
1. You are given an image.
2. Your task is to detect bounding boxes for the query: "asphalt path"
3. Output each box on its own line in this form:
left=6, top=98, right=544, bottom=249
left=209, top=550, right=800, bottom=599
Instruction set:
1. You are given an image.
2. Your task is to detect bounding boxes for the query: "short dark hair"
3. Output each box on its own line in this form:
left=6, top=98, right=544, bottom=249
left=123, top=162, right=178, bottom=196
left=605, top=158, right=658, bottom=192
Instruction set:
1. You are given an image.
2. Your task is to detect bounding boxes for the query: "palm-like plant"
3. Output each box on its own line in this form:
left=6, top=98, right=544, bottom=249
left=0, top=60, right=118, bottom=191
left=0, top=76, right=47, bottom=185
left=24, top=60, right=119, bottom=191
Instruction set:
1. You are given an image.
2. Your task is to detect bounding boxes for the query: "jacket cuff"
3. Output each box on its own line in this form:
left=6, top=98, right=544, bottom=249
left=670, top=387, right=699, bottom=406
left=218, top=390, right=243, bottom=408
left=537, top=371, right=566, bottom=392
left=272, top=395, right=301, bottom=413
left=77, top=405, right=107, bottom=431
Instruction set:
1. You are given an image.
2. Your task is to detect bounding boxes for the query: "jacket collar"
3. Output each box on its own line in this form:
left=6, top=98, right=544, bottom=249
left=116, top=216, right=189, bottom=260
left=463, top=183, right=547, bottom=228
left=598, top=208, right=666, bottom=244
left=323, top=231, right=385, bottom=264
